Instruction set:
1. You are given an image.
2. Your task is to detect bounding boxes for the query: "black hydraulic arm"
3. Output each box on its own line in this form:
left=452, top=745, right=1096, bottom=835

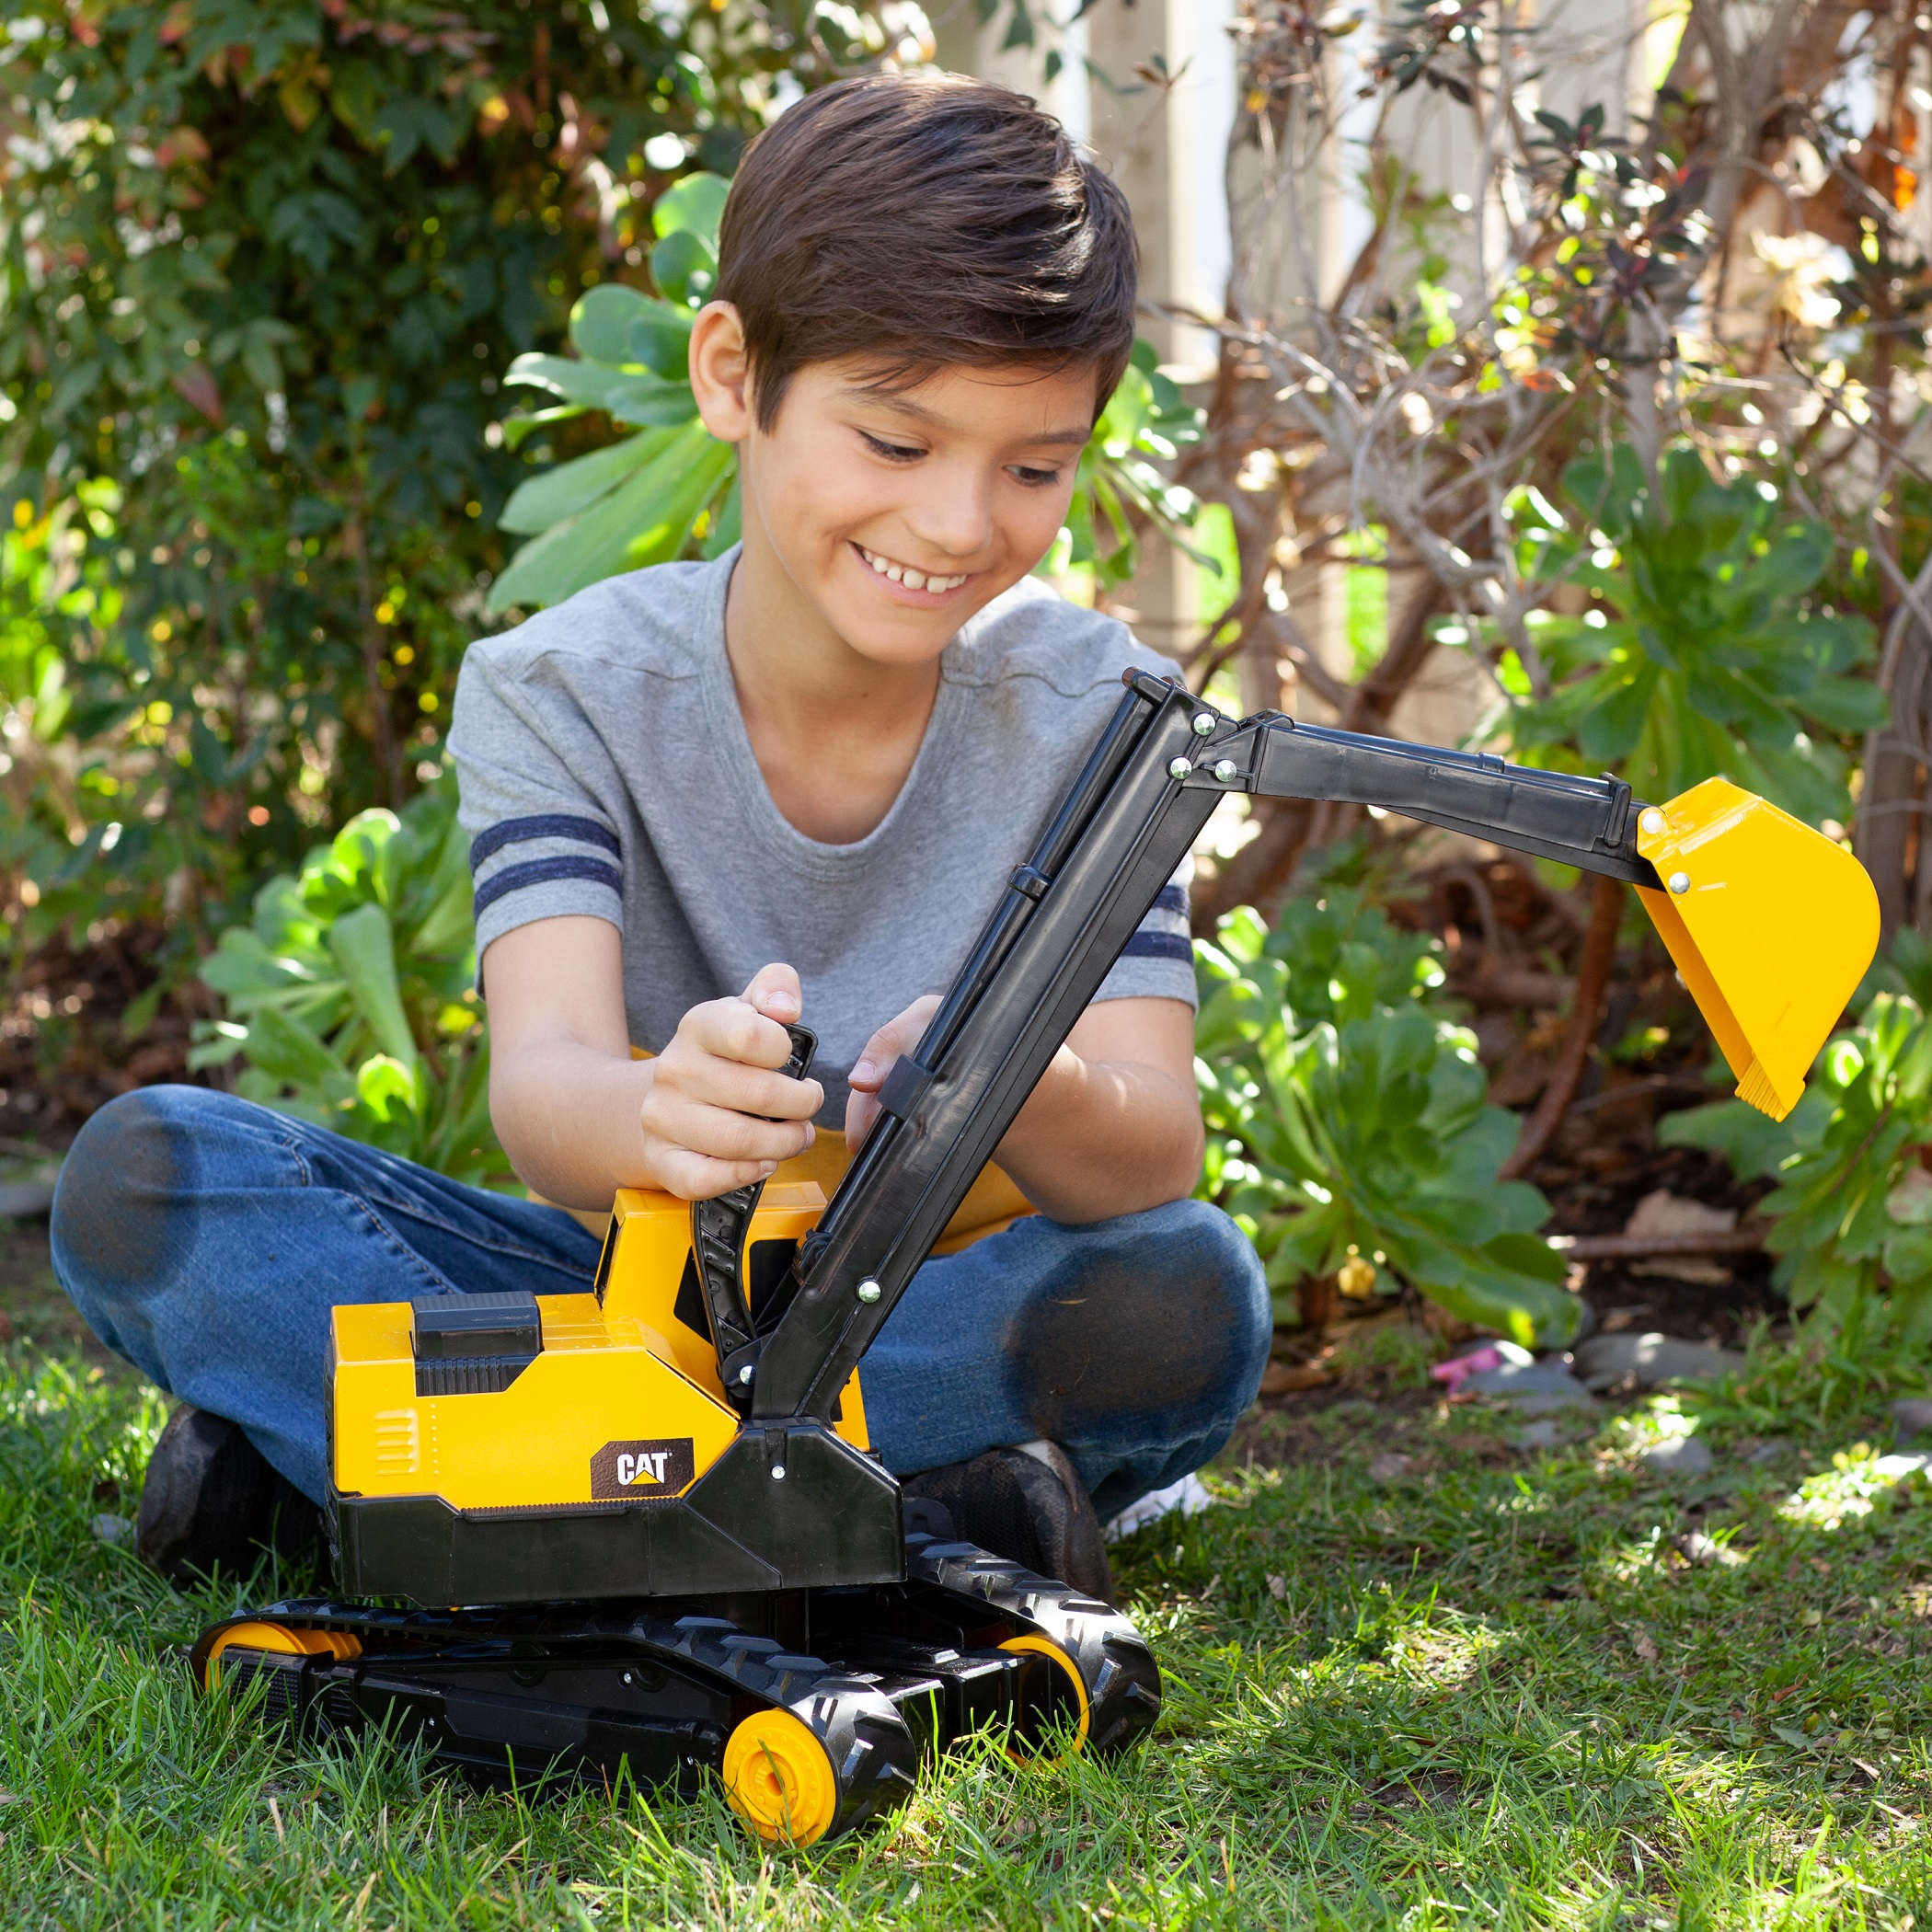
left=749, top=674, right=1661, bottom=1426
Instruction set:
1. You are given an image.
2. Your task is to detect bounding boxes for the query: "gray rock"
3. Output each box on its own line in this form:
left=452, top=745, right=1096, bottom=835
left=0, top=1179, right=55, bottom=1221
left=1459, top=1360, right=1599, bottom=1409
left=1892, top=1397, right=1932, bottom=1442
left=1513, top=1419, right=1562, bottom=1449
left=1639, top=1435, right=1713, bottom=1477
left=1573, top=1332, right=1743, bottom=1392
left=1511, top=1391, right=1605, bottom=1416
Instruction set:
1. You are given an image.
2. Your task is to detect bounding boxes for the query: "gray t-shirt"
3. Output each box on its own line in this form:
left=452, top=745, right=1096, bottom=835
left=449, top=547, right=1196, bottom=1124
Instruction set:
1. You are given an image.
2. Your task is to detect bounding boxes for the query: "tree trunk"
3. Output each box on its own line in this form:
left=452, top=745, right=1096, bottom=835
left=1499, top=872, right=1625, bottom=1179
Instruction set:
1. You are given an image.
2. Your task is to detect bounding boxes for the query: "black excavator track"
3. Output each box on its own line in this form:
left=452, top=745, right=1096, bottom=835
left=193, top=1533, right=1161, bottom=1841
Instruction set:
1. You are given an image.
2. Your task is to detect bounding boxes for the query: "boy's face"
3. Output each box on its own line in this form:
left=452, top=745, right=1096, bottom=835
left=693, top=310, right=1094, bottom=669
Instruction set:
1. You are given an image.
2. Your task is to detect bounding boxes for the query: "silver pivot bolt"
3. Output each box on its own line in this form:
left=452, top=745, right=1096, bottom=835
left=1668, top=871, right=1691, bottom=896
left=1191, top=713, right=1216, bottom=736
left=1639, top=809, right=1666, bottom=836
left=1213, top=759, right=1237, bottom=783
left=857, top=1278, right=881, bottom=1304
left=1168, top=756, right=1193, bottom=780
left=737, top=1363, right=753, bottom=1384
left=770, top=1464, right=787, bottom=1480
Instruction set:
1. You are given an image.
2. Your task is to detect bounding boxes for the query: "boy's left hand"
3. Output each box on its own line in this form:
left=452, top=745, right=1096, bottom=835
left=845, top=994, right=942, bottom=1149
left=843, top=993, right=1201, bottom=1222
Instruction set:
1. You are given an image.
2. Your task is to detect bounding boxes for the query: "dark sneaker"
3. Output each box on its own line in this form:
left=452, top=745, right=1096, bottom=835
left=135, top=1403, right=325, bottom=1588
left=903, top=1441, right=1113, bottom=1604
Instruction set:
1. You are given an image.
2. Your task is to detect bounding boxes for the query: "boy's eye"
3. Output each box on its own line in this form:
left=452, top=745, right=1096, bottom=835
left=1007, top=465, right=1063, bottom=488
left=859, top=431, right=926, bottom=463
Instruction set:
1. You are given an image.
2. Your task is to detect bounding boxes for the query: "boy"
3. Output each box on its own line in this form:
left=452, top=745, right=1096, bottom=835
left=52, top=74, right=1271, bottom=1604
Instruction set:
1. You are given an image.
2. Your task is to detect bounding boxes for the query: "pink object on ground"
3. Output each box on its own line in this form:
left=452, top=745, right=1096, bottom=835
left=1431, top=1345, right=1505, bottom=1391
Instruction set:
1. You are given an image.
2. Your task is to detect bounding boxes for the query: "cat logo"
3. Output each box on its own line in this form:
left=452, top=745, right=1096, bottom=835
left=590, top=1436, right=696, bottom=1501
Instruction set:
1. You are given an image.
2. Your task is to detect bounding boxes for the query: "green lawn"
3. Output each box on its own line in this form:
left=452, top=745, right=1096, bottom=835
left=1, top=1340, right=1929, bottom=1928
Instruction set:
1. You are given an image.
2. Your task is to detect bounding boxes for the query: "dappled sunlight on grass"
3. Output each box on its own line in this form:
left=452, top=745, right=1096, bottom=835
left=0, top=1354, right=1929, bottom=1923
left=1778, top=1443, right=1932, bottom=1531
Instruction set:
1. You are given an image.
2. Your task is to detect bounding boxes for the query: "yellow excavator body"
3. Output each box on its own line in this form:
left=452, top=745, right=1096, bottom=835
left=330, top=1180, right=866, bottom=1512
left=1634, top=777, right=1880, bottom=1123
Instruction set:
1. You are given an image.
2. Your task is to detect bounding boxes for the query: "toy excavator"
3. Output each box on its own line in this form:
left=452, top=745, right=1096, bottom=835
left=190, top=671, right=1878, bottom=1845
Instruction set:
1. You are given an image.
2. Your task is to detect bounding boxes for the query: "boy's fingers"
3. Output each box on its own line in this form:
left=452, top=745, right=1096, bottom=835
left=848, top=995, right=942, bottom=1089
left=650, top=1092, right=814, bottom=1166
left=650, top=1148, right=782, bottom=1202
left=845, top=1087, right=881, bottom=1151
left=662, top=1031, right=822, bottom=1119
left=742, top=961, right=802, bottom=1023
left=687, top=995, right=797, bottom=1070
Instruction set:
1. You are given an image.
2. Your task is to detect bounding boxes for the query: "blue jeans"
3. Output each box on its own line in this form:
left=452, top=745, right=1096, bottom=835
left=51, top=1087, right=1271, bottom=1520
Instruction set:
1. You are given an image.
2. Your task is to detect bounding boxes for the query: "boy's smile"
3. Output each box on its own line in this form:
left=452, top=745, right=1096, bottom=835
left=851, top=543, right=971, bottom=599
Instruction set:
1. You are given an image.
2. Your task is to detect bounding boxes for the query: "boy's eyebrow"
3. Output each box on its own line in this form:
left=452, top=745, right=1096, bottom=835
left=847, top=389, right=1092, bottom=447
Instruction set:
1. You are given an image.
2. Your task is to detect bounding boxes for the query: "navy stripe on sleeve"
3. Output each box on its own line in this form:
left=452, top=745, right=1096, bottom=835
left=473, top=854, right=624, bottom=919
left=469, top=813, right=621, bottom=872
left=1152, top=882, right=1188, bottom=916
left=1120, top=929, right=1194, bottom=963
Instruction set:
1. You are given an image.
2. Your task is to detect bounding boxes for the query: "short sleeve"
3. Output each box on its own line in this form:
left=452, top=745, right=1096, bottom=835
left=1093, top=854, right=1197, bottom=1008
left=448, top=646, right=624, bottom=960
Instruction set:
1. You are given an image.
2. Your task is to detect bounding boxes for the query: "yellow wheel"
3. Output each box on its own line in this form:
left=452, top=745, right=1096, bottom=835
left=201, top=1621, right=361, bottom=1689
left=721, top=1708, right=838, bottom=1847
left=999, top=1633, right=1091, bottom=1760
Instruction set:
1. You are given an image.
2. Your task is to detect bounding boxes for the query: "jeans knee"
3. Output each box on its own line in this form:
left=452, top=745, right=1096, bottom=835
left=1009, top=1199, right=1271, bottom=1443
left=1157, top=1198, right=1271, bottom=1401
left=52, top=1087, right=202, bottom=1312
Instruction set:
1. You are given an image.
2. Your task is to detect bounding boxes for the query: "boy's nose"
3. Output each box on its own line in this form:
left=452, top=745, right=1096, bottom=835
left=902, top=476, right=995, bottom=560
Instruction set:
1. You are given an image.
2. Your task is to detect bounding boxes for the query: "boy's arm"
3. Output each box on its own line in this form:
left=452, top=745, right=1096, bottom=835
left=484, top=915, right=822, bottom=1211
left=845, top=994, right=1202, bottom=1224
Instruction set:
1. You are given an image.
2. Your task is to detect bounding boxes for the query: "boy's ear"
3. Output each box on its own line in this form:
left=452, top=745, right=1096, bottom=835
left=689, top=301, right=753, bottom=444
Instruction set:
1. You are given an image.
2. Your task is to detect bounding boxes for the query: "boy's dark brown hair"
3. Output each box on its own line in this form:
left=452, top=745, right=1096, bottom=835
left=714, top=74, right=1137, bottom=430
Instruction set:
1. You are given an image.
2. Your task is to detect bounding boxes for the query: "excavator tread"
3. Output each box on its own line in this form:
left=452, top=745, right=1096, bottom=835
left=192, top=1536, right=1162, bottom=1835
left=901, top=1534, right=1164, bottom=1755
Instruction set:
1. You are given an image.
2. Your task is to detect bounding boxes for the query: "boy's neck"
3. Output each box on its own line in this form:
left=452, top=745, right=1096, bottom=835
left=722, top=531, right=945, bottom=846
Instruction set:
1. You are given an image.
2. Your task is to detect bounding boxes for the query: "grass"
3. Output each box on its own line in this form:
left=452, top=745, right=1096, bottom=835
left=2, top=1338, right=1932, bottom=1927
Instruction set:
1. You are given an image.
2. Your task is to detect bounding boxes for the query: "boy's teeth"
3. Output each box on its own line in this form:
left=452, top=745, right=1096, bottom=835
left=860, top=546, right=964, bottom=592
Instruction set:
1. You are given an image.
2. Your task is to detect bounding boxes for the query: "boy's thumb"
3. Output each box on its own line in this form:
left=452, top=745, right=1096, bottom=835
left=742, top=960, right=802, bottom=1019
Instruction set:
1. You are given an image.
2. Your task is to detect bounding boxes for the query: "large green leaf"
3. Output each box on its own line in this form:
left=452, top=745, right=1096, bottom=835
left=488, top=418, right=728, bottom=612
left=652, top=170, right=730, bottom=243
left=503, top=353, right=638, bottom=414
left=500, top=429, right=675, bottom=536
left=328, top=902, right=419, bottom=1075
left=569, top=285, right=694, bottom=374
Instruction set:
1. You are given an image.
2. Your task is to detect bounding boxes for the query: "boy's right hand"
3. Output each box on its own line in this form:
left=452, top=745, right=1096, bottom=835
left=638, top=962, right=822, bottom=1200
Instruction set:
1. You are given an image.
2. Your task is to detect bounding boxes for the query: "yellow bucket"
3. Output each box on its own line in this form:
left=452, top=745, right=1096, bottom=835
left=1635, top=778, right=1879, bottom=1122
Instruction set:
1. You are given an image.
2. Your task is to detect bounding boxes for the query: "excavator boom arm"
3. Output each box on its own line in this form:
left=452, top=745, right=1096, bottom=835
left=748, top=673, right=1668, bottom=1425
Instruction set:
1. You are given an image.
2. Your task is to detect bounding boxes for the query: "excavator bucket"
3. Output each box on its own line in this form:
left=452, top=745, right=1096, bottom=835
left=1633, top=777, right=1879, bottom=1122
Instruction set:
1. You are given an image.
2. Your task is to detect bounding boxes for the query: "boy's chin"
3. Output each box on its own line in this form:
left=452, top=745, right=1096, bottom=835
left=827, top=607, right=962, bottom=669
left=821, top=578, right=998, bottom=665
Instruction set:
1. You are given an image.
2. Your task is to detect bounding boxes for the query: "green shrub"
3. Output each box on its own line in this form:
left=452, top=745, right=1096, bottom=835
left=190, top=775, right=507, bottom=1188
left=1194, top=895, right=1573, bottom=1347
left=1490, top=445, right=1882, bottom=823
left=1662, top=993, right=1932, bottom=1340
